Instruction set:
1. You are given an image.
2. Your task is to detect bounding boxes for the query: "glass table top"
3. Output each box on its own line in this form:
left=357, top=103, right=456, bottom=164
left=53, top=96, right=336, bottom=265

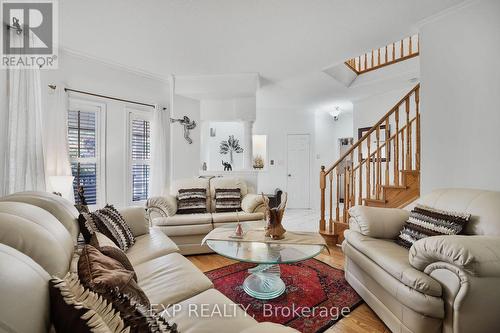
left=206, top=238, right=325, bottom=264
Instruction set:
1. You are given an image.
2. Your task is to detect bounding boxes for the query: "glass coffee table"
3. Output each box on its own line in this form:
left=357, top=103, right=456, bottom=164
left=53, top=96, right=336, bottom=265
left=206, top=238, right=324, bottom=300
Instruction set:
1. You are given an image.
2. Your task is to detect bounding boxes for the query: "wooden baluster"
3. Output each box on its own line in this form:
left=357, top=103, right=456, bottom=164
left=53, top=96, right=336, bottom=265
left=400, top=39, right=404, bottom=58
left=392, top=42, right=396, bottom=61
left=350, top=151, right=354, bottom=206
left=376, top=126, right=381, bottom=199
left=364, top=53, right=367, bottom=71
left=401, top=124, right=405, bottom=172
left=366, top=133, right=371, bottom=199
left=377, top=48, right=381, bottom=66
left=385, top=45, right=388, bottom=63
left=372, top=153, right=376, bottom=197
left=385, top=118, right=390, bottom=186
left=409, top=35, right=413, bottom=55
left=357, top=56, right=360, bottom=72
left=320, top=166, right=326, bottom=232
left=343, top=165, right=348, bottom=223
left=336, top=171, right=340, bottom=221
left=371, top=50, right=374, bottom=69
left=415, top=87, right=421, bottom=170
left=358, top=146, right=363, bottom=205
left=394, top=109, right=400, bottom=185
left=406, top=97, right=412, bottom=170
left=417, top=35, right=420, bottom=53
left=328, top=171, right=333, bottom=231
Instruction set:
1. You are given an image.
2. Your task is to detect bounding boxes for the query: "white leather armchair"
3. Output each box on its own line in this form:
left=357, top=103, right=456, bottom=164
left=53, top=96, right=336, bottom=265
left=343, top=188, right=500, bottom=333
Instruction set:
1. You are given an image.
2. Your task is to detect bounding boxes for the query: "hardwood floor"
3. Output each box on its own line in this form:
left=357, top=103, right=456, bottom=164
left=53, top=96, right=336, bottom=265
left=187, top=245, right=389, bottom=333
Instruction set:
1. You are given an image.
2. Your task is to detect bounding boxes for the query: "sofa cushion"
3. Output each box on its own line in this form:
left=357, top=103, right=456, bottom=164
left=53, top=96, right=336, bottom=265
left=78, top=245, right=150, bottom=307
left=90, top=232, right=137, bottom=281
left=211, top=211, right=264, bottom=223
left=214, top=188, right=242, bottom=212
left=153, top=213, right=213, bottom=226
left=135, top=253, right=213, bottom=306
left=395, top=204, right=470, bottom=249
left=126, top=228, right=179, bottom=266
left=50, top=273, right=128, bottom=333
left=344, top=230, right=442, bottom=297
left=177, top=188, right=208, bottom=214
left=79, top=205, right=136, bottom=251
left=156, top=224, right=214, bottom=238
left=172, top=178, right=211, bottom=211
left=209, top=178, right=248, bottom=213
left=162, top=289, right=257, bottom=333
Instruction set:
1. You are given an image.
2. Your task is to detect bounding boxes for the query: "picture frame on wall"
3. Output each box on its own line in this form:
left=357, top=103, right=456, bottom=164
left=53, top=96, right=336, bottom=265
left=358, top=125, right=391, bottom=162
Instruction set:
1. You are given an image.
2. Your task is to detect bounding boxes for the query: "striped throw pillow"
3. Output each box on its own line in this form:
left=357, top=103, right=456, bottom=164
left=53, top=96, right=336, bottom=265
left=177, top=188, right=207, bottom=214
left=395, top=205, right=470, bottom=249
left=215, top=188, right=242, bottom=212
left=78, top=205, right=136, bottom=251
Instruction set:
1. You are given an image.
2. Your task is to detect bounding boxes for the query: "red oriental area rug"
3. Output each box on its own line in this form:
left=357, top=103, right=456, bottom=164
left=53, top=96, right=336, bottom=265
left=205, top=259, right=362, bottom=333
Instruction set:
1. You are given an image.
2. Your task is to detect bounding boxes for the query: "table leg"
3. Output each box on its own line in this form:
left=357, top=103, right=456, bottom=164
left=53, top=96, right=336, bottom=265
left=243, top=264, right=286, bottom=300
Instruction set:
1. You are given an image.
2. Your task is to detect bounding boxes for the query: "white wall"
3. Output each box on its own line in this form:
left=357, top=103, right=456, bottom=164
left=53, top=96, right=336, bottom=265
left=254, top=106, right=316, bottom=205
left=420, top=0, right=500, bottom=193
left=1, top=50, right=170, bottom=206
left=200, top=97, right=256, bottom=121
left=203, top=122, right=244, bottom=171
left=353, top=86, right=412, bottom=139
left=170, top=93, right=200, bottom=182
left=313, top=109, right=354, bottom=209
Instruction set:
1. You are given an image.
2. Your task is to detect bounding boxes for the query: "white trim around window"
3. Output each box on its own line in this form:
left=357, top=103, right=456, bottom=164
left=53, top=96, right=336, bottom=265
left=127, top=107, right=153, bottom=206
left=68, top=98, right=107, bottom=209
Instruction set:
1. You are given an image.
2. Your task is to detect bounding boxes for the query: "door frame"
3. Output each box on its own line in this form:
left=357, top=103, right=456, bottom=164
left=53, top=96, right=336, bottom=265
left=286, top=133, right=311, bottom=209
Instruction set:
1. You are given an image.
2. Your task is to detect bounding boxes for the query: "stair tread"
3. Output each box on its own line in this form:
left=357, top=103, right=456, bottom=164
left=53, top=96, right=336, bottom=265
left=364, top=198, right=386, bottom=203
left=384, top=185, right=407, bottom=190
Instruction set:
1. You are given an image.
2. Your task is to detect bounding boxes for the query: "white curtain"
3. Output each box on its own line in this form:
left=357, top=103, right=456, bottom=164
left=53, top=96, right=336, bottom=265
left=43, top=84, right=74, bottom=202
left=3, top=68, right=46, bottom=194
left=150, top=105, right=169, bottom=196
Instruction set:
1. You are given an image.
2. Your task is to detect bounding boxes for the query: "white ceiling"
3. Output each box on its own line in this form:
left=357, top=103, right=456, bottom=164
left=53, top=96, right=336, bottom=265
left=60, top=0, right=465, bottom=108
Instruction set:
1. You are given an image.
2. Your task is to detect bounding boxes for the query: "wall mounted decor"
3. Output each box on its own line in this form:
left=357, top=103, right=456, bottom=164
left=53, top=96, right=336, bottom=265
left=358, top=125, right=391, bottom=161
left=171, top=116, right=196, bottom=144
left=219, top=135, right=243, bottom=164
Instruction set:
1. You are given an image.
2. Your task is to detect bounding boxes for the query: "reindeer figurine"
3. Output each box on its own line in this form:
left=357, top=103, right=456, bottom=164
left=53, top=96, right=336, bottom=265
left=261, top=192, right=288, bottom=240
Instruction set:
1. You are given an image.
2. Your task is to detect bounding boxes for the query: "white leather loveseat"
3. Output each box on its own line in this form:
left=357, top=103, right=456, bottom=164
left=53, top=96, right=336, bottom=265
left=343, top=188, right=500, bottom=333
left=0, top=191, right=297, bottom=333
left=147, top=177, right=267, bottom=254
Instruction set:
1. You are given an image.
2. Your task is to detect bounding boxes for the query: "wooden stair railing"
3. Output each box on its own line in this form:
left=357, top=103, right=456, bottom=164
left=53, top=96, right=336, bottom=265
left=345, top=34, right=419, bottom=75
left=319, top=84, right=420, bottom=245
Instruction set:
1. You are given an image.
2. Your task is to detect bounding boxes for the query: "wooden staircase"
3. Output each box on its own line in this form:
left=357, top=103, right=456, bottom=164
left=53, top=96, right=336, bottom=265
left=319, top=84, right=420, bottom=245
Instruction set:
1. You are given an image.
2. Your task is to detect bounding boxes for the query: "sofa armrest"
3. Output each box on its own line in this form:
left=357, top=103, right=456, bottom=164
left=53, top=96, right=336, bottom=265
left=241, top=194, right=267, bottom=214
left=409, top=235, right=500, bottom=277
left=119, top=206, right=149, bottom=237
left=348, top=205, right=409, bottom=239
left=146, top=195, right=177, bottom=219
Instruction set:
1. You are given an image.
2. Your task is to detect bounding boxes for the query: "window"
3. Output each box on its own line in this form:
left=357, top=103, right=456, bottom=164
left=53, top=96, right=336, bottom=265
left=68, top=109, right=99, bottom=205
left=130, top=115, right=151, bottom=203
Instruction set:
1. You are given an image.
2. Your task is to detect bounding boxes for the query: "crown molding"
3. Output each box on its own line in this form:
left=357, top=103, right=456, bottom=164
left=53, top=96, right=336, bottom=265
left=59, top=46, right=170, bottom=84
left=416, top=0, right=479, bottom=29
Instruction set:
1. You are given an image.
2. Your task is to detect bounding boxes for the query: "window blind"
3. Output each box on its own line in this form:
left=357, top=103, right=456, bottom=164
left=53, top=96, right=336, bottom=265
left=68, top=110, right=98, bottom=205
left=131, top=119, right=151, bottom=202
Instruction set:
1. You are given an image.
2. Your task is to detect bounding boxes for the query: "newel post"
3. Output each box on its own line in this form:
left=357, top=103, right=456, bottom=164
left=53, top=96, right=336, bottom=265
left=319, top=166, right=326, bottom=232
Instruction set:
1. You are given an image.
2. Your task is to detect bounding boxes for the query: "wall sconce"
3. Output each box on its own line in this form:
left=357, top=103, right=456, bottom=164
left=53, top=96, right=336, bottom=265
left=210, top=128, right=216, bottom=137
left=329, top=107, right=342, bottom=121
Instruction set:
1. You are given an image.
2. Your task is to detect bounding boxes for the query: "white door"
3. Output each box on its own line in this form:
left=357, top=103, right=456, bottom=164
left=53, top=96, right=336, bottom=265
left=286, top=134, right=310, bottom=208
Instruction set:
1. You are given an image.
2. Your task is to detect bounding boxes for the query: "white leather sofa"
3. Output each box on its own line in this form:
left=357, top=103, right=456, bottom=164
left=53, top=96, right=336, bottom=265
left=0, top=191, right=297, bottom=333
left=147, top=177, right=267, bottom=255
left=343, top=188, right=500, bottom=333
